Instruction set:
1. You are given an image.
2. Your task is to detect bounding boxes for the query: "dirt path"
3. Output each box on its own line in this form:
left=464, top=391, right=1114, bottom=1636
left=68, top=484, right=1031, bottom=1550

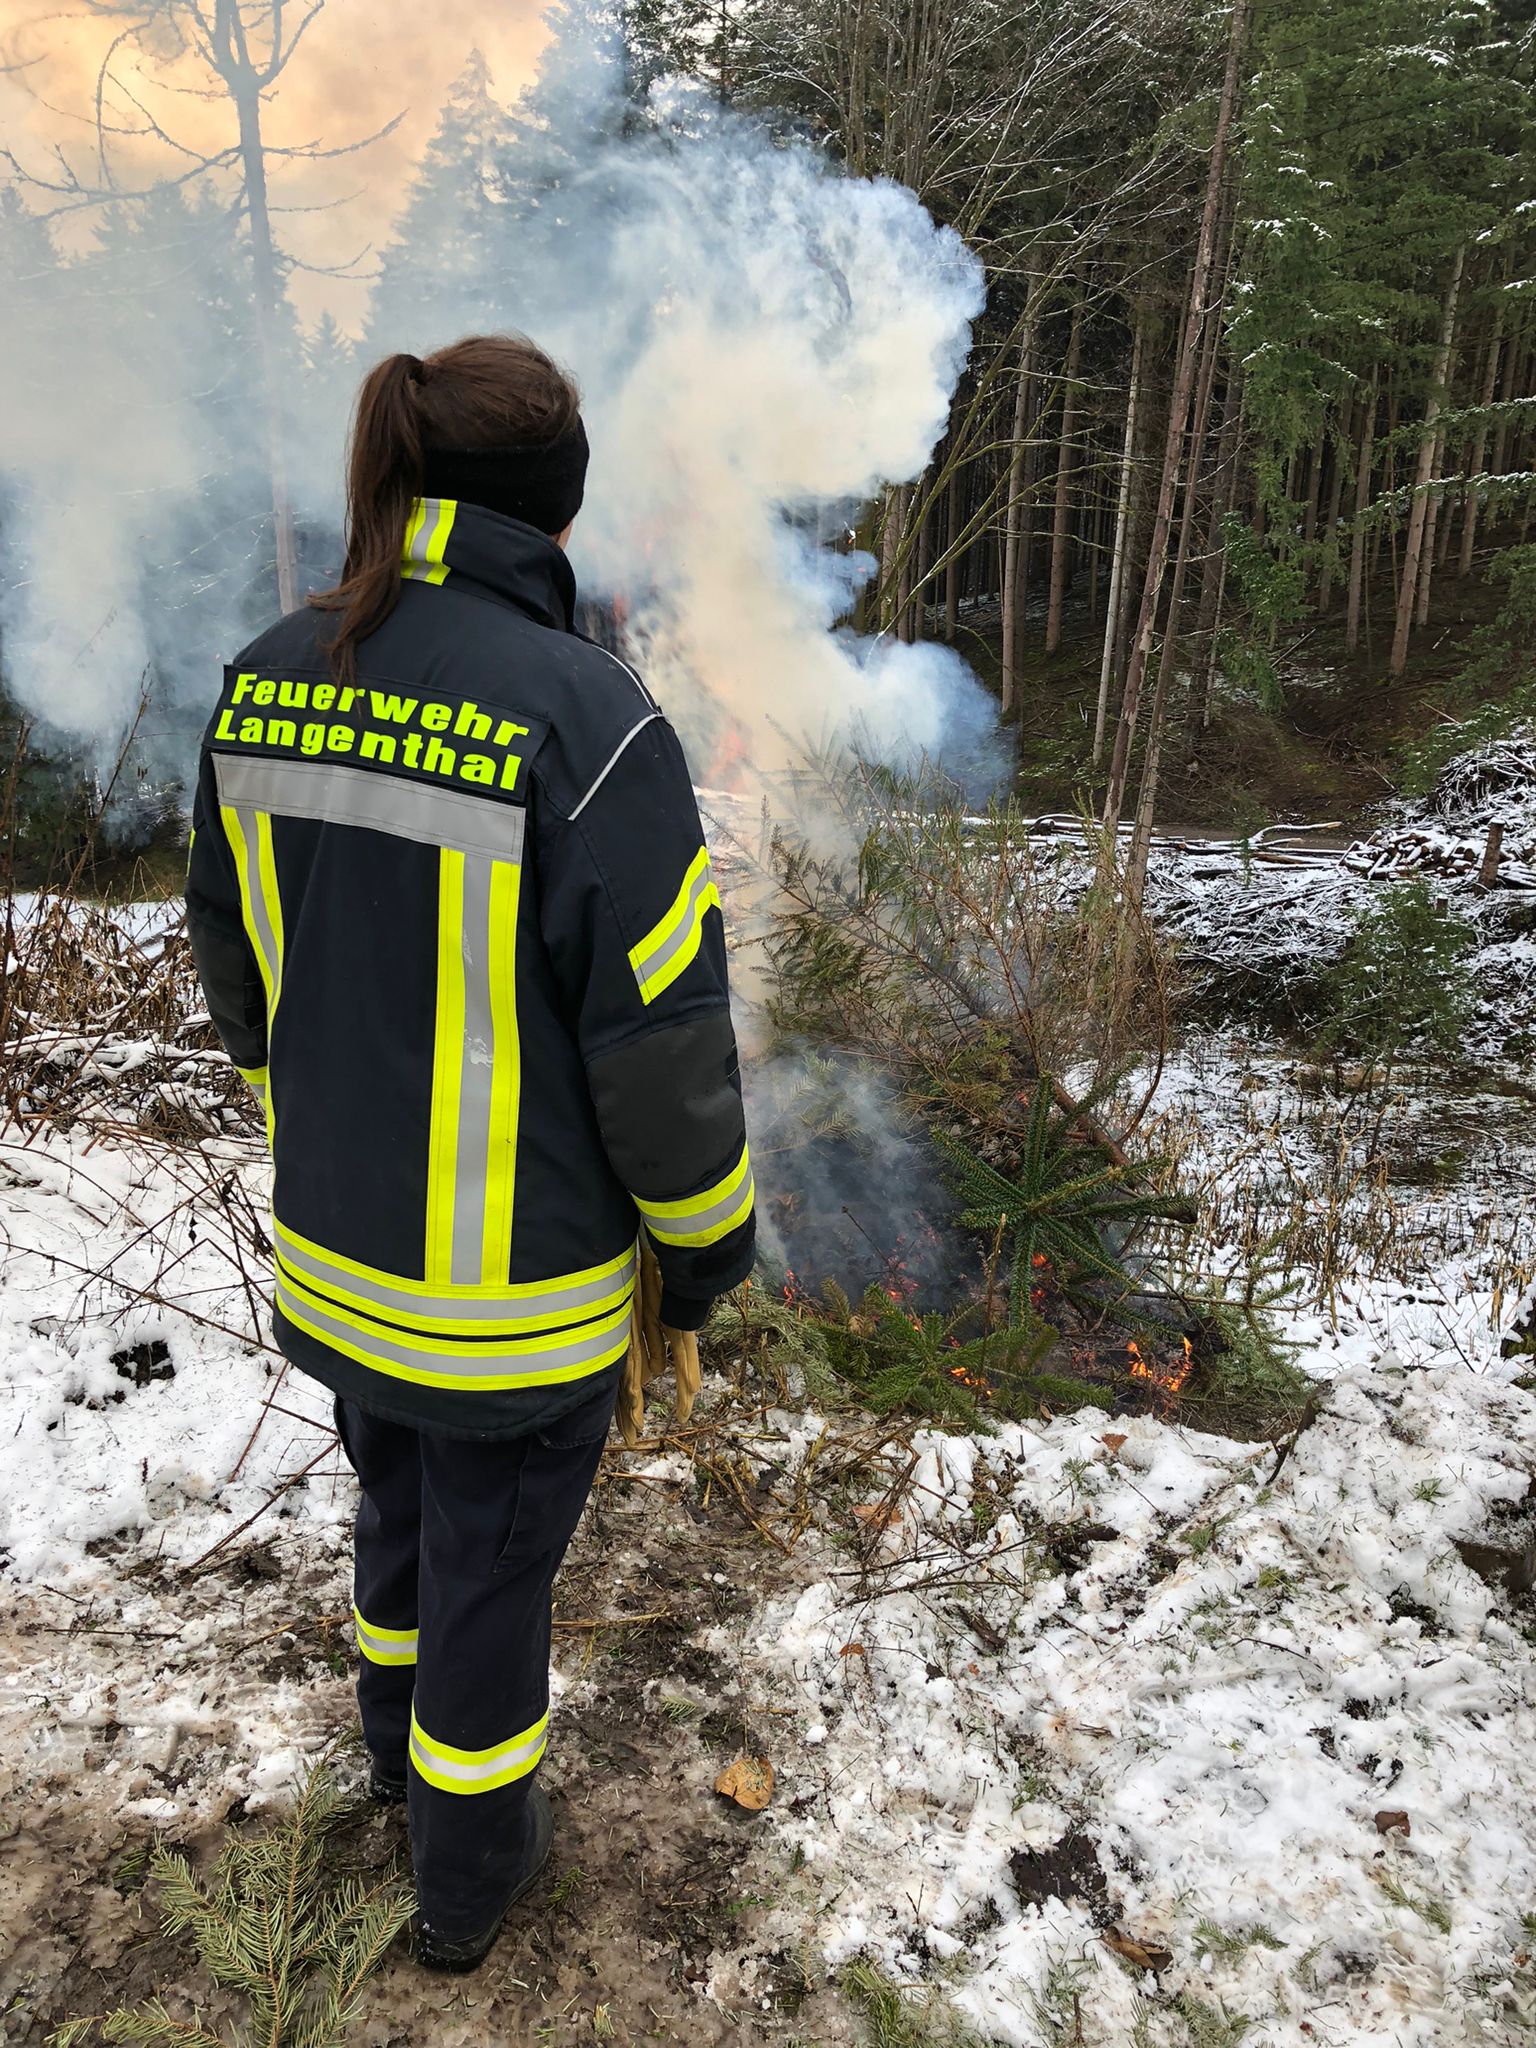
left=0, top=1458, right=861, bottom=2048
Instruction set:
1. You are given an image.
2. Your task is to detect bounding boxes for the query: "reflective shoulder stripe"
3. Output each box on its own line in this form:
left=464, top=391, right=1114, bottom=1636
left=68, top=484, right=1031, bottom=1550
left=410, top=1707, right=548, bottom=1794
left=569, top=713, right=662, bottom=820
left=636, top=1142, right=754, bottom=1248
left=628, top=846, right=722, bottom=1005
left=354, top=1605, right=418, bottom=1666
left=401, top=497, right=457, bottom=585
left=213, top=753, right=525, bottom=865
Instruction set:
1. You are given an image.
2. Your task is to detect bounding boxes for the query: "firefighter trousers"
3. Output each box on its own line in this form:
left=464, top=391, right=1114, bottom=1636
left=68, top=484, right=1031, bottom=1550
left=333, top=1375, right=615, bottom=1937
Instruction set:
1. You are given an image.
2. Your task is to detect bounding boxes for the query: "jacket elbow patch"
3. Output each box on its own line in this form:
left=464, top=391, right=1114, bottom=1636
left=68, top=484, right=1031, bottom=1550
left=628, top=846, right=721, bottom=1004
left=636, top=1142, right=754, bottom=1248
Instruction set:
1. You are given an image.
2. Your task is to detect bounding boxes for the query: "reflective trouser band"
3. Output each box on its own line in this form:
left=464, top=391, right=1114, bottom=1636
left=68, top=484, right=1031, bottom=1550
left=425, top=848, right=523, bottom=1287
left=354, top=1605, right=418, bottom=1667
left=636, top=1142, right=754, bottom=1249
left=629, top=846, right=721, bottom=1005
left=276, top=1271, right=633, bottom=1390
left=410, top=1707, right=548, bottom=1794
left=236, top=1065, right=268, bottom=1101
left=273, top=1224, right=637, bottom=1339
left=401, top=496, right=457, bottom=585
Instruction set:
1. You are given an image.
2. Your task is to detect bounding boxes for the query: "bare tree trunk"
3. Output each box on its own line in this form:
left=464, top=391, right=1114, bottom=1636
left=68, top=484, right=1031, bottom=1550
left=220, top=6, right=299, bottom=615
left=1101, top=0, right=1248, bottom=850
left=1390, top=245, right=1464, bottom=678
left=1000, top=309, right=1039, bottom=712
left=1316, top=390, right=1353, bottom=615
left=944, top=470, right=961, bottom=640
left=1345, top=371, right=1378, bottom=655
left=1418, top=426, right=1447, bottom=624
left=1195, top=377, right=1242, bottom=724
left=1093, top=302, right=1146, bottom=766
left=912, top=488, right=931, bottom=641
left=1460, top=300, right=1507, bottom=576
left=1046, top=299, right=1086, bottom=656
left=1126, top=257, right=1227, bottom=900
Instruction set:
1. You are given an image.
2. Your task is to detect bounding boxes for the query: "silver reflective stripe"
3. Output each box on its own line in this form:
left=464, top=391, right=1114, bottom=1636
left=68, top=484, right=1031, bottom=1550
left=273, top=1227, right=636, bottom=1329
left=402, top=496, right=457, bottom=583
left=276, top=1273, right=631, bottom=1381
left=354, top=1612, right=418, bottom=1663
left=213, top=754, right=524, bottom=864
left=634, top=860, right=718, bottom=989
left=230, top=807, right=281, bottom=993
left=640, top=1156, right=755, bottom=1242
left=409, top=1716, right=547, bottom=1790
left=452, top=855, right=496, bottom=1285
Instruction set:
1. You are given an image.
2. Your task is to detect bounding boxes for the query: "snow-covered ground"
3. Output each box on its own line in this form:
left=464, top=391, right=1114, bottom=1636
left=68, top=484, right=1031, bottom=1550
left=3, top=948, right=1535, bottom=2041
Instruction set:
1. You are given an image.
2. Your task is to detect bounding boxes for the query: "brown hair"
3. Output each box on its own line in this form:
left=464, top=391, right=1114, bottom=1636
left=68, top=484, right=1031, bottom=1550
left=311, top=333, right=582, bottom=680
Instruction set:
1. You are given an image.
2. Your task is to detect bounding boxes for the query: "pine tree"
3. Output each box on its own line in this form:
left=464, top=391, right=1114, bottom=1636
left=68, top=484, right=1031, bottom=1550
left=366, top=50, right=522, bottom=350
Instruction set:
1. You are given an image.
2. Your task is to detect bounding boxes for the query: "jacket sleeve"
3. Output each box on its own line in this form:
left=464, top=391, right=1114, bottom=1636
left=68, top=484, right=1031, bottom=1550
left=185, top=749, right=269, bottom=1099
left=533, top=716, right=755, bottom=1329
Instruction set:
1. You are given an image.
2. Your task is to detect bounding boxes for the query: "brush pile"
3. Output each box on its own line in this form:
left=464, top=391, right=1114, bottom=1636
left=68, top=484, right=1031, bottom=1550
left=1148, top=729, right=1536, bottom=1056
left=0, top=893, right=259, bottom=1141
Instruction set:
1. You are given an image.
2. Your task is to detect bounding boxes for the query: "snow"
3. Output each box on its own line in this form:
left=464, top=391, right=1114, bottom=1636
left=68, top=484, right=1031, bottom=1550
left=4, top=893, right=1536, bottom=2041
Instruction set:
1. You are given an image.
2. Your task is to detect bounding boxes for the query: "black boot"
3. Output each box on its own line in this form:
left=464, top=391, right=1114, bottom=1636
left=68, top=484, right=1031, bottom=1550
left=412, top=1785, right=555, bottom=1973
left=368, top=1760, right=408, bottom=1807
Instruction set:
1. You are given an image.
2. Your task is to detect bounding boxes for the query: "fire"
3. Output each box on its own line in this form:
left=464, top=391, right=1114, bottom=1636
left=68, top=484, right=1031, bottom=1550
left=949, top=1364, right=993, bottom=1397
left=1126, top=1335, right=1195, bottom=1399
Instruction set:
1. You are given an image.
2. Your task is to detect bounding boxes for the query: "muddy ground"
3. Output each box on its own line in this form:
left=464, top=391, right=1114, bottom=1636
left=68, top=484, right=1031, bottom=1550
left=0, top=1449, right=865, bottom=2048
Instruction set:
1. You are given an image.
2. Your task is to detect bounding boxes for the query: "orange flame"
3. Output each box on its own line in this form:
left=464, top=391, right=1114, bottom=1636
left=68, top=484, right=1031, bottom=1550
left=949, top=1364, right=994, bottom=1396
left=1126, top=1334, right=1194, bottom=1399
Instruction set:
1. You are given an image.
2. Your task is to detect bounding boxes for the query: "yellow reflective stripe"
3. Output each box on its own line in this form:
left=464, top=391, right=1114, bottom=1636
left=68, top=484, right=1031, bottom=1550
left=354, top=1604, right=418, bottom=1666
left=636, top=1142, right=754, bottom=1247
left=275, top=1252, right=635, bottom=1339
left=236, top=1065, right=268, bottom=1094
left=480, top=858, right=523, bottom=1283
left=425, top=849, right=467, bottom=1283
left=221, top=805, right=283, bottom=1151
left=253, top=810, right=285, bottom=1007
left=410, top=1707, right=548, bottom=1793
left=401, top=496, right=457, bottom=586
left=273, top=1218, right=636, bottom=1307
left=628, top=846, right=721, bottom=1005
left=276, top=1274, right=632, bottom=1390
left=220, top=807, right=275, bottom=1014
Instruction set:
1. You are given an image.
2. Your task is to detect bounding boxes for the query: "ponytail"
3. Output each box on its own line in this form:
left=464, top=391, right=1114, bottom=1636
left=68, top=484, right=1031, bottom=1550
left=310, top=353, right=424, bottom=684
left=311, top=334, right=582, bottom=682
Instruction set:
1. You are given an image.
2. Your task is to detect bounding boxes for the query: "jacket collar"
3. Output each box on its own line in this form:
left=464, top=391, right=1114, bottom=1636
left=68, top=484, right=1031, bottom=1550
left=402, top=497, right=577, bottom=633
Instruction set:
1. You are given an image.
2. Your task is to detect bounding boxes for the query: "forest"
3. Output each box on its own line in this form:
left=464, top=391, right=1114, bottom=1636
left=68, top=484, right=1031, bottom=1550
left=1, top=0, right=1535, bottom=2044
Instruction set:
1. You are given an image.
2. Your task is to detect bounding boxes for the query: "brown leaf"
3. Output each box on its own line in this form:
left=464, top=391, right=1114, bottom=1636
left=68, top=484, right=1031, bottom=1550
left=1101, top=1433, right=1128, bottom=1455
left=1103, top=1927, right=1173, bottom=1974
left=714, top=1756, right=774, bottom=1811
left=853, top=1502, right=898, bottom=1529
left=838, top=1641, right=867, bottom=1659
left=1374, top=1809, right=1411, bottom=1836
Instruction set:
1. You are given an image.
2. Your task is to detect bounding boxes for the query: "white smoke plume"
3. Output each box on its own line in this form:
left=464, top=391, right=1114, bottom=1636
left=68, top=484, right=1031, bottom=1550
left=0, top=1, right=996, bottom=803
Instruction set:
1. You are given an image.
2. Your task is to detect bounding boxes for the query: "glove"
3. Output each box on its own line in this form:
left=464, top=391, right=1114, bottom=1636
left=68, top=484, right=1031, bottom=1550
left=617, top=1239, right=704, bottom=1446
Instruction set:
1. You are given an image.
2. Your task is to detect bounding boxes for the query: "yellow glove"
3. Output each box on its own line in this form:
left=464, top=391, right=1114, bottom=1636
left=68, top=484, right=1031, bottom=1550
left=617, top=1240, right=703, bottom=1446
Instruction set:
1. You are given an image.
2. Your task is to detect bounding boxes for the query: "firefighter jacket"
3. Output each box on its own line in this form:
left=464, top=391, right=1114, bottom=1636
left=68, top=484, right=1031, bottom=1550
left=186, top=499, right=755, bottom=1438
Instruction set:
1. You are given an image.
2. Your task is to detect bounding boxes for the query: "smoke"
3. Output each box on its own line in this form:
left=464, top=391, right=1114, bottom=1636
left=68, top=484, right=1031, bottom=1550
left=356, top=7, right=999, bottom=790
left=0, top=0, right=999, bottom=806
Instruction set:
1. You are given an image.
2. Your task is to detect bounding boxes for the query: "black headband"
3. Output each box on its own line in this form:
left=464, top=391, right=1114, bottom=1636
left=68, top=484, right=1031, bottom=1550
left=420, top=419, right=589, bottom=537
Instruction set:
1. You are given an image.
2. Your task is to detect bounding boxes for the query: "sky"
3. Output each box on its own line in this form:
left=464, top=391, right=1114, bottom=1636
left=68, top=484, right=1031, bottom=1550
left=0, top=0, right=552, bottom=329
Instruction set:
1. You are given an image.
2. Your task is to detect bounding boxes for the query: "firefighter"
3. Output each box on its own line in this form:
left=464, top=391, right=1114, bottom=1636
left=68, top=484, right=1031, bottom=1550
left=185, top=334, right=755, bottom=1970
